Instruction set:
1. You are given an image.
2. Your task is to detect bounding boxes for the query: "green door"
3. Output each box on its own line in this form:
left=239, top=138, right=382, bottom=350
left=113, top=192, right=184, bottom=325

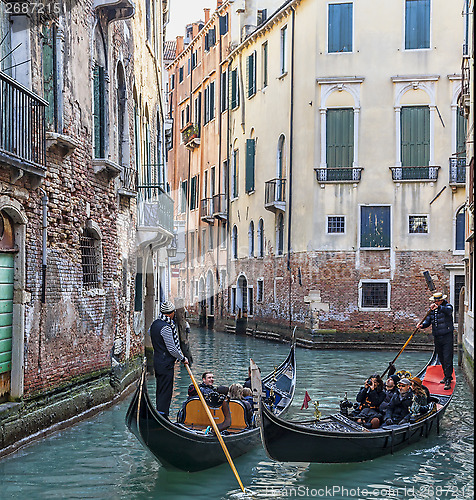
left=0, top=253, right=14, bottom=378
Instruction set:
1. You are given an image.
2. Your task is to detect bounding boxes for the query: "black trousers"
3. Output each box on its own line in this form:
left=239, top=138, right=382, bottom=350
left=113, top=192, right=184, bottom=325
left=155, top=368, right=174, bottom=416
left=434, top=334, right=454, bottom=381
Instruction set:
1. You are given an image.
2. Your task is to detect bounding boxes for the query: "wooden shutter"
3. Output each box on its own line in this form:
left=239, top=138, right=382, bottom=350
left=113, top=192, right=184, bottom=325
left=360, top=206, right=391, bottom=248
left=456, top=107, right=467, bottom=157
left=401, top=106, right=429, bottom=167
left=245, top=139, right=255, bottom=192
left=405, top=0, right=430, bottom=49
left=93, top=65, right=105, bottom=159
left=190, top=176, right=196, bottom=210
left=326, top=108, right=353, bottom=168
left=230, top=69, right=237, bottom=109
left=328, top=3, right=353, bottom=53
left=0, top=253, right=14, bottom=391
left=43, top=24, right=56, bottom=131
left=210, top=82, right=215, bottom=120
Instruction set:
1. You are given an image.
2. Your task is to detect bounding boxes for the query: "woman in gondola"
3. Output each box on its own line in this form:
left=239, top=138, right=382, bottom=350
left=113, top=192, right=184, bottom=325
left=351, top=374, right=385, bottom=429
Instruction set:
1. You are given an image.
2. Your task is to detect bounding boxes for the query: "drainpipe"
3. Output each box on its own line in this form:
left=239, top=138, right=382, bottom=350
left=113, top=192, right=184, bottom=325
left=40, top=189, right=48, bottom=303
left=287, top=8, right=296, bottom=328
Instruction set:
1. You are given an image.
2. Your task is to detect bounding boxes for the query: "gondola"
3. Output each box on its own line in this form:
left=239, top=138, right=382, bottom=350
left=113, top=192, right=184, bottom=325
left=259, top=352, right=454, bottom=463
left=125, top=341, right=296, bottom=472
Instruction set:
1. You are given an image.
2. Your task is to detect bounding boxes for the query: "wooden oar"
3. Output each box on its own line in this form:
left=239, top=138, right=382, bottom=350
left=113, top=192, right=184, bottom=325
left=381, top=308, right=432, bottom=379
left=185, top=364, right=245, bottom=493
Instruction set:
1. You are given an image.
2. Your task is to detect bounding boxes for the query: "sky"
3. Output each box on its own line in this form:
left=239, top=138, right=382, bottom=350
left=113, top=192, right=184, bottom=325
left=166, top=0, right=215, bottom=40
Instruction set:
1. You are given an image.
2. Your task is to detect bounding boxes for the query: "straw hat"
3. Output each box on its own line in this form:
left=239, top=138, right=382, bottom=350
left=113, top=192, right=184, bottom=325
left=429, top=292, right=447, bottom=301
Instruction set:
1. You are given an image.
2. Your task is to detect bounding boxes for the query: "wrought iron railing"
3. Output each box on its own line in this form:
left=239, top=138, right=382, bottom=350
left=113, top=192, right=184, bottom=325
left=314, top=167, right=362, bottom=182
left=200, top=197, right=213, bottom=220
left=264, top=178, right=286, bottom=205
left=0, top=71, right=47, bottom=172
left=390, top=166, right=439, bottom=181
left=120, top=166, right=137, bottom=192
left=181, top=123, right=200, bottom=144
left=462, top=56, right=470, bottom=99
left=212, top=193, right=227, bottom=217
left=137, top=185, right=174, bottom=233
left=449, top=157, right=466, bottom=184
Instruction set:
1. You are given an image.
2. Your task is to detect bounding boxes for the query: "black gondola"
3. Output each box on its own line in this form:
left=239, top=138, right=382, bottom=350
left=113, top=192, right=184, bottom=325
left=259, top=352, right=454, bottom=463
left=125, top=342, right=296, bottom=472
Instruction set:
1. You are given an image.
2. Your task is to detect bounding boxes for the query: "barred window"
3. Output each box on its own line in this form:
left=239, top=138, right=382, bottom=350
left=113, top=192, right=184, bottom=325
left=327, top=216, right=345, bottom=233
left=80, top=228, right=102, bottom=288
left=409, top=215, right=428, bottom=233
left=360, top=281, right=389, bottom=309
left=257, top=279, right=264, bottom=302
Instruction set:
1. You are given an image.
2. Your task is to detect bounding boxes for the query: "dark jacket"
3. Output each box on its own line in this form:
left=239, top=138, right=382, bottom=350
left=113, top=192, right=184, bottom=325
left=379, top=388, right=399, bottom=413
left=384, top=390, right=413, bottom=424
left=187, top=382, right=216, bottom=398
left=356, top=387, right=385, bottom=410
left=150, top=317, right=184, bottom=373
left=420, top=301, right=454, bottom=337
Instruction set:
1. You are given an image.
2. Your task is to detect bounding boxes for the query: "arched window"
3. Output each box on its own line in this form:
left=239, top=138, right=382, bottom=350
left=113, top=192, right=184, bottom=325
left=93, top=25, right=107, bottom=159
left=117, top=63, right=129, bottom=170
left=232, top=225, right=238, bottom=259
left=80, top=225, right=103, bottom=288
left=257, top=218, right=264, bottom=257
left=455, top=206, right=465, bottom=252
left=276, top=213, right=284, bottom=256
left=248, top=221, right=254, bottom=257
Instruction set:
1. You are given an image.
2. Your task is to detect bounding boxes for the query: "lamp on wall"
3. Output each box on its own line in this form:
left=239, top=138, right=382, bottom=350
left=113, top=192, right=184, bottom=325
left=167, top=234, right=177, bottom=258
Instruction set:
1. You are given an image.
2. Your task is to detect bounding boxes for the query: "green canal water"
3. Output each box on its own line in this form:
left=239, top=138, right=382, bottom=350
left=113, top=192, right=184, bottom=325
left=0, top=328, right=473, bottom=499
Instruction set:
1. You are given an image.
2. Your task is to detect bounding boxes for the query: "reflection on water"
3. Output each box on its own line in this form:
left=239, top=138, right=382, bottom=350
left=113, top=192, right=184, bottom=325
left=0, top=328, right=473, bottom=500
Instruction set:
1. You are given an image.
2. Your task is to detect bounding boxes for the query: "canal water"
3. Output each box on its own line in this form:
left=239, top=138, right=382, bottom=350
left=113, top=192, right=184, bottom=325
left=0, top=328, right=473, bottom=499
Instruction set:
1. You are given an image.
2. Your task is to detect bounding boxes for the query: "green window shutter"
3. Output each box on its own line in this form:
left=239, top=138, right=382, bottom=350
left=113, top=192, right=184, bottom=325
left=0, top=253, right=14, bottom=375
left=401, top=106, right=429, bottom=167
left=361, top=206, right=391, bottom=248
left=210, top=82, right=215, bottom=120
left=93, top=65, right=106, bottom=158
left=326, top=108, right=353, bottom=168
left=231, top=69, right=237, bottom=109
left=246, top=55, right=250, bottom=97
left=245, top=139, right=255, bottom=192
left=456, top=107, right=466, bottom=157
left=134, top=271, right=142, bottom=312
left=263, top=43, right=268, bottom=87
left=42, top=24, right=56, bottom=131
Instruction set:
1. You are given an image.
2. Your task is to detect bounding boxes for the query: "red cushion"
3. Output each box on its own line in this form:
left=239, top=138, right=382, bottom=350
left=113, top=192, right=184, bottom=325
left=422, top=365, right=455, bottom=395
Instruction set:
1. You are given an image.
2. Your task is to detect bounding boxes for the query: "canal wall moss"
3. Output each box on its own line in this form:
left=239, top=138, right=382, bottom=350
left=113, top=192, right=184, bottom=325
left=0, top=356, right=142, bottom=458
left=461, top=345, right=474, bottom=393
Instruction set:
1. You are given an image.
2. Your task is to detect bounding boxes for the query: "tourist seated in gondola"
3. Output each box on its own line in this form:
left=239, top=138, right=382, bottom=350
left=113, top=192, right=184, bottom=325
left=228, top=383, right=253, bottom=425
left=242, top=387, right=254, bottom=407
left=187, top=371, right=216, bottom=398
left=376, top=375, right=400, bottom=426
left=404, top=377, right=430, bottom=421
left=350, top=374, right=385, bottom=429
left=383, top=377, right=413, bottom=425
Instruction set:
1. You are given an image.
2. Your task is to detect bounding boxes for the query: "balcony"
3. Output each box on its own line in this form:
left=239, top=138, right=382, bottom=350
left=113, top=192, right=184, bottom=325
left=390, top=166, right=439, bottom=182
left=118, top=166, right=137, bottom=197
left=449, top=156, right=466, bottom=187
left=200, top=198, right=214, bottom=224
left=314, top=167, right=363, bottom=183
left=0, top=71, right=48, bottom=179
left=136, top=185, right=174, bottom=248
left=264, top=178, right=286, bottom=212
left=460, top=56, right=470, bottom=111
left=212, top=193, right=227, bottom=220
left=93, top=0, right=135, bottom=22
left=181, top=123, right=200, bottom=150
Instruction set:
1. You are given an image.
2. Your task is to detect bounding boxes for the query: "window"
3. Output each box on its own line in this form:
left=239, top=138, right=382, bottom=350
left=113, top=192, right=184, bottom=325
left=170, top=74, right=175, bottom=90
left=280, top=26, right=287, bottom=74
left=327, top=108, right=353, bottom=168
left=221, top=71, right=228, bottom=112
left=208, top=226, right=214, bottom=250
left=248, top=221, right=254, bottom=257
left=409, top=215, right=428, bottom=233
left=455, top=207, right=465, bottom=252
left=232, top=225, right=238, bottom=259
left=257, top=279, right=264, bottom=302
left=248, top=286, right=254, bottom=316
left=401, top=106, right=430, bottom=167
left=360, top=281, right=390, bottom=309
left=257, top=219, right=264, bottom=257
left=180, top=180, right=188, bottom=213
left=194, top=92, right=202, bottom=128
left=328, top=3, right=353, bottom=53
left=191, top=50, right=198, bottom=70
left=230, top=68, right=239, bottom=109
left=257, top=9, right=267, bottom=25
left=80, top=227, right=102, bottom=289
left=204, top=81, right=215, bottom=123
left=454, top=275, right=465, bottom=322
left=219, top=13, right=229, bottom=35
left=93, top=65, right=106, bottom=158
left=220, top=223, right=226, bottom=249
left=145, top=0, right=152, bottom=41
left=190, top=232, right=195, bottom=264
left=456, top=106, right=466, bottom=157
left=276, top=213, right=284, bottom=255
left=405, top=0, right=430, bottom=50
left=204, top=27, right=216, bottom=52
left=43, top=23, right=58, bottom=131
left=327, top=216, right=345, bottom=233
left=247, top=51, right=256, bottom=98
left=360, top=206, right=391, bottom=248
left=231, top=286, right=236, bottom=314
left=245, top=139, right=255, bottom=192
left=179, top=66, right=184, bottom=83
left=262, top=42, right=268, bottom=88
left=232, top=149, right=239, bottom=199
left=190, top=175, right=198, bottom=210
left=134, top=258, right=143, bottom=311
left=201, top=229, right=206, bottom=263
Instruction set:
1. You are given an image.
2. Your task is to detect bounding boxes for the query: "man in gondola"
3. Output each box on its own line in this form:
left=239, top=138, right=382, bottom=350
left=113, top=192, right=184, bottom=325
left=417, top=292, right=454, bottom=391
left=188, top=371, right=216, bottom=398
left=150, top=301, right=189, bottom=418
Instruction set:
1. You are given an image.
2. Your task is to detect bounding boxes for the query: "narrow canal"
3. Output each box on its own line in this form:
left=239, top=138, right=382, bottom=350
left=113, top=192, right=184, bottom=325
left=1, top=328, right=473, bottom=499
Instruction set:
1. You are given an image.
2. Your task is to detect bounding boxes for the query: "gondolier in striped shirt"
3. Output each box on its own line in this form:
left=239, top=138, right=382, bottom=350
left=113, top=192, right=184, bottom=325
left=150, top=301, right=189, bottom=418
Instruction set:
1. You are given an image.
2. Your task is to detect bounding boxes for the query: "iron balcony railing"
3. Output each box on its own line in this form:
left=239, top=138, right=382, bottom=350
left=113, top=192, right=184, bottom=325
left=449, top=156, right=466, bottom=185
left=314, top=167, right=362, bottom=182
left=0, top=71, right=47, bottom=174
left=120, top=166, right=137, bottom=192
left=390, top=166, right=439, bottom=181
left=212, top=193, right=227, bottom=218
left=137, top=185, right=174, bottom=234
left=462, top=56, right=470, bottom=100
left=200, top=197, right=214, bottom=222
left=264, top=178, right=286, bottom=206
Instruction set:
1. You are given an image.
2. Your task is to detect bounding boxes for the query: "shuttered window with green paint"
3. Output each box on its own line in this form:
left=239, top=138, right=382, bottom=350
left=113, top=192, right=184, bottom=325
left=0, top=253, right=14, bottom=375
left=401, top=106, right=429, bottom=167
left=360, top=206, right=391, bottom=248
left=326, top=108, right=353, bottom=168
left=245, top=139, right=255, bottom=193
left=456, top=106, right=466, bottom=157
left=230, top=68, right=239, bottom=109
left=246, top=51, right=256, bottom=98
left=93, top=65, right=106, bottom=159
left=43, top=24, right=57, bottom=131
left=405, top=0, right=430, bottom=50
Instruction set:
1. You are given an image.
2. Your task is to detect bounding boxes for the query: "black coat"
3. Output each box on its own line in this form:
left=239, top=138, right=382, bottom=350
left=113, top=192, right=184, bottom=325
left=384, top=390, right=413, bottom=424
left=420, top=301, right=454, bottom=337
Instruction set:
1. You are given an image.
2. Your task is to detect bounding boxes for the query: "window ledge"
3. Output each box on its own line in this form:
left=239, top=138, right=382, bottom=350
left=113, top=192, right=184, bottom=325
left=82, top=287, right=105, bottom=297
left=246, top=190, right=255, bottom=195
left=46, top=132, right=80, bottom=157
left=360, top=247, right=391, bottom=251
left=278, top=71, right=288, bottom=80
left=92, top=158, right=122, bottom=177
left=359, top=307, right=391, bottom=312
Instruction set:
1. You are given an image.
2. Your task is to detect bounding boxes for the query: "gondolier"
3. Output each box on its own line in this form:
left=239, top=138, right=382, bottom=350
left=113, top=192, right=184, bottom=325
left=417, top=292, right=454, bottom=391
left=150, top=301, right=188, bottom=418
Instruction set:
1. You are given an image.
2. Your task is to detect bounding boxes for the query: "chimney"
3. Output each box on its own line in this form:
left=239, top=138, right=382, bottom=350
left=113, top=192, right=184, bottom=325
left=204, top=8, right=210, bottom=23
left=192, top=24, right=200, bottom=38
left=216, top=0, right=223, bottom=8
left=176, top=36, right=184, bottom=56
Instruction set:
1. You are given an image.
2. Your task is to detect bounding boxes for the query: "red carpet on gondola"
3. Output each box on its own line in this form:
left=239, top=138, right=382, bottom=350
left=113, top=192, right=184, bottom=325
left=422, top=365, right=455, bottom=395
